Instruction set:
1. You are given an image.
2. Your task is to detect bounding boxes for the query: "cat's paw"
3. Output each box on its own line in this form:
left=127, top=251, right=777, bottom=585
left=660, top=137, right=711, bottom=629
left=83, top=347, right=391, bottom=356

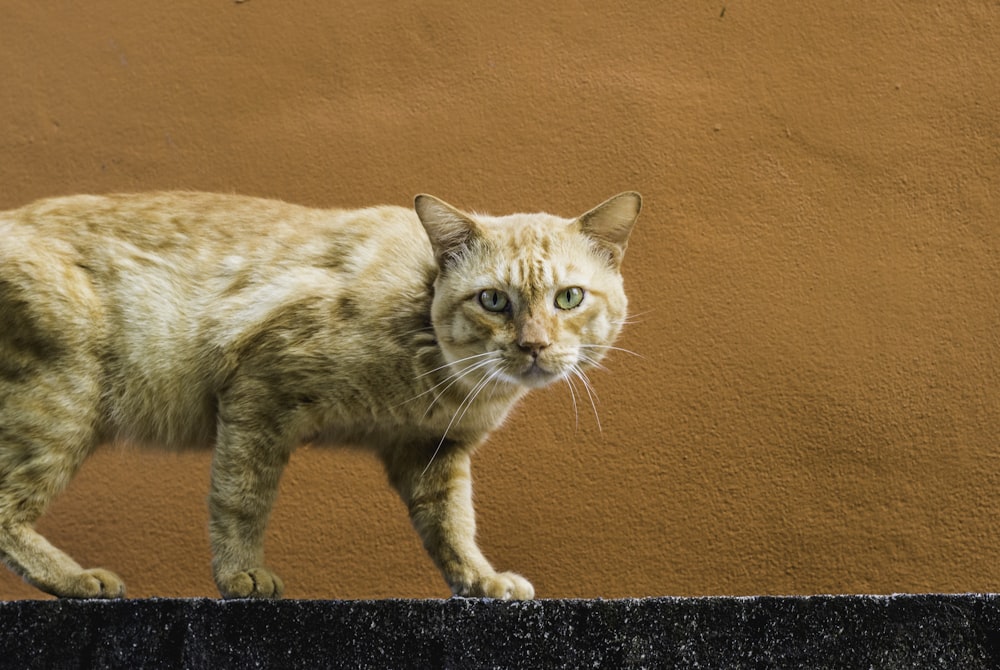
left=216, top=567, right=285, bottom=599
left=55, top=568, right=126, bottom=599
left=454, top=571, right=535, bottom=600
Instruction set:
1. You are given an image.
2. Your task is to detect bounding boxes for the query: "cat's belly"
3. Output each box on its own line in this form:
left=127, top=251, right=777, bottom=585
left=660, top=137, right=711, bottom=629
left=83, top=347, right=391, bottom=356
left=101, top=380, right=218, bottom=449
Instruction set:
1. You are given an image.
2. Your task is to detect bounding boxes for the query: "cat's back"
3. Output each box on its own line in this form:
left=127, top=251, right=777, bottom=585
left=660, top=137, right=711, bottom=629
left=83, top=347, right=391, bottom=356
left=4, top=191, right=399, bottom=256
left=1, top=191, right=430, bottom=287
left=0, top=192, right=437, bottom=446
left=3, top=190, right=440, bottom=344
left=2, top=192, right=438, bottom=348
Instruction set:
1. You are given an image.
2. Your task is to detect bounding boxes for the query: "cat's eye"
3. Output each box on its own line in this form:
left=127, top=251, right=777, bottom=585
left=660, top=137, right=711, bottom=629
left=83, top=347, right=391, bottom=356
left=479, top=289, right=510, bottom=313
left=555, top=287, right=585, bottom=310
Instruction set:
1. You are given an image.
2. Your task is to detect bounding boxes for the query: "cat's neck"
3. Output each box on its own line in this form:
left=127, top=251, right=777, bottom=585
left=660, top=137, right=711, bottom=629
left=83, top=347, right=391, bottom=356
left=403, top=341, right=528, bottom=441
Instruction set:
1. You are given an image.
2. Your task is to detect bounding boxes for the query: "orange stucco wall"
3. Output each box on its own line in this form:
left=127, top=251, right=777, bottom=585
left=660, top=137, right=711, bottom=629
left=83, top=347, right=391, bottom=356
left=0, top=2, right=997, bottom=599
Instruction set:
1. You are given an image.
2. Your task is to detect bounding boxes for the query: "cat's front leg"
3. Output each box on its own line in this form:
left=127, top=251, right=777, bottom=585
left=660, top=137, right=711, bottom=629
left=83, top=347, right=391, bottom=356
left=208, top=412, right=291, bottom=599
left=385, top=445, right=534, bottom=600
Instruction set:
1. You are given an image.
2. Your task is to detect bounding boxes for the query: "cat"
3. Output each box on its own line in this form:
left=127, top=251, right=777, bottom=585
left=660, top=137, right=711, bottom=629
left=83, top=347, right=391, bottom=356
left=0, top=190, right=641, bottom=600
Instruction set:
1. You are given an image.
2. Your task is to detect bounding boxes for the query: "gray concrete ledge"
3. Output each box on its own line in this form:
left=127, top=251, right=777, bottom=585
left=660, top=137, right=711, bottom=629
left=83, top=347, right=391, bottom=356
left=2, top=594, right=1000, bottom=668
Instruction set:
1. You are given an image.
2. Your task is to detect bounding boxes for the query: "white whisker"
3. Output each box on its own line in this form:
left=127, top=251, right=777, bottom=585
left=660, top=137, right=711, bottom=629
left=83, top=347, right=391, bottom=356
left=576, top=351, right=608, bottom=372
left=416, top=350, right=497, bottom=379
left=421, top=366, right=503, bottom=477
left=421, top=356, right=497, bottom=396
left=612, top=309, right=653, bottom=326
left=394, top=324, right=436, bottom=338
left=486, top=368, right=507, bottom=404
left=578, top=344, right=643, bottom=359
left=390, top=353, right=499, bottom=411
left=564, top=375, right=580, bottom=431
left=572, top=365, right=602, bottom=433
left=451, top=369, right=502, bottom=434
left=418, top=357, right=498, bottom=419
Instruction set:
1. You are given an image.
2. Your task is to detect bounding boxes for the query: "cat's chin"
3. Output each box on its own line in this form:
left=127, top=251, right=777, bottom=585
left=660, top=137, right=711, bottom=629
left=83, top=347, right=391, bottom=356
left=510, top=362, right=563, bottom=389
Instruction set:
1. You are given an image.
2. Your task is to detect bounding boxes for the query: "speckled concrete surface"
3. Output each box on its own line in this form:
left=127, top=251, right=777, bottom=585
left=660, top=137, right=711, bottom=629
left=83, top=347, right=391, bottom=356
left=3, top=595, right=1000, bottom=668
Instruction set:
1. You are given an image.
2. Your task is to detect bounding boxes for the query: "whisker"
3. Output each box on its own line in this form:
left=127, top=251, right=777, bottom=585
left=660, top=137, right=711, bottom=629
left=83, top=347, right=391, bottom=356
left=392, top=324, right=436, bottom=337
left=416, top=350, right=498, bottom=379
left=485, top=367, right=509, bottom=404
left=576, top=352, right=608, bottom=372
left=613, top=309, right=653, bottom=326
left=421, top=366, right=503, bottom=477
left=578, top=344, right=644, bottom=359
left=573, top=365, right=602, bottom=433
left=419, top=357, right=498, bottom=419
left=391, top=354, right=498, bottom=411
left=564, top=376, right=580, bottom=431
left=450, top=369, right=502, bottom=434
left=420, top=356, right=497, bottom=396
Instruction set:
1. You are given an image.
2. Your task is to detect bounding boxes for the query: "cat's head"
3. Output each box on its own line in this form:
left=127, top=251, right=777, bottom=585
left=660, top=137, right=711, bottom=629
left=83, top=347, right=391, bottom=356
left=415, top=192, right=641, bottom=391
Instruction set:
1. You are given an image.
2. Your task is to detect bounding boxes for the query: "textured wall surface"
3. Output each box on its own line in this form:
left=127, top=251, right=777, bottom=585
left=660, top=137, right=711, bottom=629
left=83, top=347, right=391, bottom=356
left=0, top=2, right=997, bottom=599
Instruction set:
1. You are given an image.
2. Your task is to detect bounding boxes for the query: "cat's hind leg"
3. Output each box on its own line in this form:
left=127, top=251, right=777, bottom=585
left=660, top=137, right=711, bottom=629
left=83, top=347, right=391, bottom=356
left=0, top=366, right=125, bottom=598
left=0, top=233, right=124, bottom=598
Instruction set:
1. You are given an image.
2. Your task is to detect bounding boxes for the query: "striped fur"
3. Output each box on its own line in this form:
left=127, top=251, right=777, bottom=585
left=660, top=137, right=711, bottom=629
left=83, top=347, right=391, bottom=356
left=0, top=190, right=640, bottom=599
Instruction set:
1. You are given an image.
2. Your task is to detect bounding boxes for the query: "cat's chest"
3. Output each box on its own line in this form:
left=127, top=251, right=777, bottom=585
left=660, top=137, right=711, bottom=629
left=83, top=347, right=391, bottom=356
left=306, top=380, right=524, bottom=449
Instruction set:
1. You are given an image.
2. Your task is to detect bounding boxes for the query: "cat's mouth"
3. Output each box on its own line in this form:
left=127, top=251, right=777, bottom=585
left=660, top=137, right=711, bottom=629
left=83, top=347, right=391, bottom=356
left=515, top=360, right=561, bottom=388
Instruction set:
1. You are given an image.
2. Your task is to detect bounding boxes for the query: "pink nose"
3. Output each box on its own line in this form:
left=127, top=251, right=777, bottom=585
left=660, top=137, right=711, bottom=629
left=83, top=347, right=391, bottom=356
left=518, top=340, right=549, bottom=357
left=517, top=318, right=551, bottom=356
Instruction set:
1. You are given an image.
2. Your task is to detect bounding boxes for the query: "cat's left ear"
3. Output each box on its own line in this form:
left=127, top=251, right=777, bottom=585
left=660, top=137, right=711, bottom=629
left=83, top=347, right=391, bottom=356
left=415, top=194, right=480, bottom=268
left=576, top=192, right=642, bottom=268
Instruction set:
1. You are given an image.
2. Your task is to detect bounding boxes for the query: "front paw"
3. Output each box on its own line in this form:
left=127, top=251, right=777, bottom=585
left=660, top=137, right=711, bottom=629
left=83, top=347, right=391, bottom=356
left=49, top=568, right=126, bottom=599
left=216, top=567, right=284, bottom=599
left=453, top=571, right=534, bottom=600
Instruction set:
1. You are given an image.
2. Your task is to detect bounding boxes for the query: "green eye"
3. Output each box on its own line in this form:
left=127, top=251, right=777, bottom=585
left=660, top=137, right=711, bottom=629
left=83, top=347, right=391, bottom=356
left=555, top=286, right=584, bottom=310
left=479, top=289, right=510, bottom=313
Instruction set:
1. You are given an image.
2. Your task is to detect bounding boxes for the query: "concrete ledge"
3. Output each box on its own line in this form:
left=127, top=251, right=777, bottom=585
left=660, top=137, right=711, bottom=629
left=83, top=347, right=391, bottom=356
left=2, top=595, right=1000, bottom=668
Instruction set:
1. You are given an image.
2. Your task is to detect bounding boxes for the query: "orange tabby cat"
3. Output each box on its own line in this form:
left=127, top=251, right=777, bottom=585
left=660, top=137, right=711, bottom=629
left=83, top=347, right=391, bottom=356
left=0, top=191, right=640, bottom=599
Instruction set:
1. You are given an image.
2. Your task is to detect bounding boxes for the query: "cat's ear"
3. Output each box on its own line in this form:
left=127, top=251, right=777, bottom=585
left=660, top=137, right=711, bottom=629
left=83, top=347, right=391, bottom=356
left=576, top=192, right=642, bottom=267
left=414, top=195, right=480, bottom=268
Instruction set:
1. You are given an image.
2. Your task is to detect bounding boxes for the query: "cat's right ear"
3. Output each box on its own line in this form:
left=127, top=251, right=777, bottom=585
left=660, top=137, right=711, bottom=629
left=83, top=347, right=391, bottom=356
left=414, top=195, right=479, bottom=268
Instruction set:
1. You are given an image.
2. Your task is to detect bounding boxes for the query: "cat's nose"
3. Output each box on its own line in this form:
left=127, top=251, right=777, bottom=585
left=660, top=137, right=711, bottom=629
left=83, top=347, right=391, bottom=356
left=517, top=331, right=551, bottom=356
left=518, top=340, right=549, bottom=357
left=517, top=316, right=551, bottom=356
